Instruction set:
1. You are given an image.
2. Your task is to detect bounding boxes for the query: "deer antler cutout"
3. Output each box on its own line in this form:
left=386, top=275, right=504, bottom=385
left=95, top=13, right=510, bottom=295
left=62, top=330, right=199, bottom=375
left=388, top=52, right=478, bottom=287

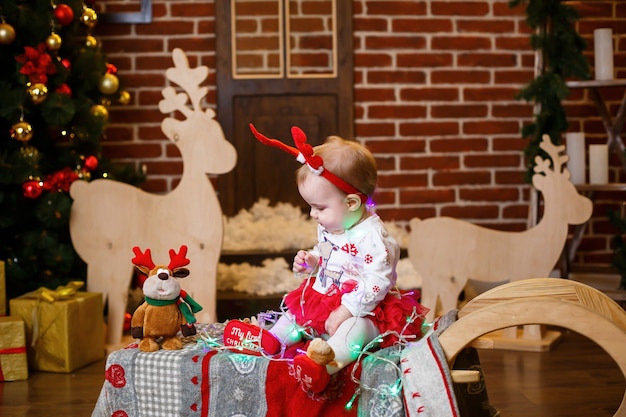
left=536, top=134, right=568, bottom=174
left=159, top=87, right=192, bottom=119
left=132, top=247, right=155, bottom=269
left=168, top=245, right=190, bottom=270
left=159, top=49, right=209, bottom=116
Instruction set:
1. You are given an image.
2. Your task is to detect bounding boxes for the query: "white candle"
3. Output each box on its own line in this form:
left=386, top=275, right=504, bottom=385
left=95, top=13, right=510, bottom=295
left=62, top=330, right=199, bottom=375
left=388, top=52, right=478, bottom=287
left=566, top=132, right=585, bottom=184
left=594, top=28, right=614, bottom=80
left=589, top=144, right=609, bottom=184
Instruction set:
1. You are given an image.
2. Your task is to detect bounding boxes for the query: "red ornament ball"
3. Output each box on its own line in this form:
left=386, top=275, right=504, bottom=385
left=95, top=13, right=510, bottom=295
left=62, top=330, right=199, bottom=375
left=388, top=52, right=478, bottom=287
left=61, top=58, right=71, bottom=70
left=56, top=83, right=72, bottom=96
left=106, top=63, right=118, bottom=75
left=23, top=180, right=43, bottom=199
left=54, top=4, right=75, bottom=26
left=84, top=155, right=99, bottom=171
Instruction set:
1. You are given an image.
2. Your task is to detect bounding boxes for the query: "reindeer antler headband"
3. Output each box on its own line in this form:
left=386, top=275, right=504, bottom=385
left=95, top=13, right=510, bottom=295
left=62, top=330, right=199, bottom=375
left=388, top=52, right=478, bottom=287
left=249, top=124, right=367, bottom=203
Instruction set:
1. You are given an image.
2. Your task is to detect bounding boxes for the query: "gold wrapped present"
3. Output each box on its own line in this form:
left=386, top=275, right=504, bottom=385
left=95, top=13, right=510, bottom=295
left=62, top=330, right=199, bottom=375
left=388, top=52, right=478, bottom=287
left=0, top=316, right=28, bottom=381
left=9, top=282, right=105, bottom=373
left=0, top=261, right=5, bottom=316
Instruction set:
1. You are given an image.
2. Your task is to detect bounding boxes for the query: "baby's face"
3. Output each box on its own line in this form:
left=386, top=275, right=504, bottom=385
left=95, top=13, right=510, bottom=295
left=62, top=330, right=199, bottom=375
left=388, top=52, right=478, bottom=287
left=298, top=175, right=360, bottom=234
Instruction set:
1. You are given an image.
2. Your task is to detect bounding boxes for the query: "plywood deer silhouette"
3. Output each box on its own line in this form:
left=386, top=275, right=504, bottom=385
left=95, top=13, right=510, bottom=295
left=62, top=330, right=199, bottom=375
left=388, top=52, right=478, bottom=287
left=408, top=134, right=593, bottom=323
left=69, top=49, right=237, bottom=345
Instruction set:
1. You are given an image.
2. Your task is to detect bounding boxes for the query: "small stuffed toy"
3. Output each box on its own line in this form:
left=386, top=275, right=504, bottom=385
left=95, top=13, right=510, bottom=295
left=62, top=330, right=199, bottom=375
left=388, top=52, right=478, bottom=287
left=130, top=245, right=202, bottom=352
left=293, top=338, right=338, bottom=393
left=305, top=338, right=337, bottom=367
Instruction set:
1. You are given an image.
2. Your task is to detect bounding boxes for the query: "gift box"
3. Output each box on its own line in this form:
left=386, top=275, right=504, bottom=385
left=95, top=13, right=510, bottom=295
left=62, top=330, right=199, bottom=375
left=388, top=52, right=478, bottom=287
left=0, top=261, right=6, bottom=316
left=0, top=316, right=28, bottom=381
left=9, top=282, right=105, bottom=373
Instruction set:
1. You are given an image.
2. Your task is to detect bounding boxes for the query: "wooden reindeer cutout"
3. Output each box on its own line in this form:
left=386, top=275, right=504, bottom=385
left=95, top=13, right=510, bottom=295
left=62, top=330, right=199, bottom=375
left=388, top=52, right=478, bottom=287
left=69, top=48, right=237, bottom=345
left=408, top=134, right=593, bottom=325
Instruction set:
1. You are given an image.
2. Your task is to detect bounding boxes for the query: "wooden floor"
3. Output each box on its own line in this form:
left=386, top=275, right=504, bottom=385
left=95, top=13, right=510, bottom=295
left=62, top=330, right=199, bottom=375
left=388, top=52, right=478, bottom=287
left=0, top=329, right=624, bottom=417
left=477, top=329, right=625, bottom=416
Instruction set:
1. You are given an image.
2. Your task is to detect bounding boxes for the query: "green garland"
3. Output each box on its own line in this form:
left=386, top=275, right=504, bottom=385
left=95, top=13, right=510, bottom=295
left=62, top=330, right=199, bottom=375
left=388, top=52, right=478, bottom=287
left=510, top=0, right=590, bottom=181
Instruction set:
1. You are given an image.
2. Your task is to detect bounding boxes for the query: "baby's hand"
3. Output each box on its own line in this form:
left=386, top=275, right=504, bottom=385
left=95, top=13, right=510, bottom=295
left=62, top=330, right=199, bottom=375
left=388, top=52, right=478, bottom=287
left=293, top=250, right=318, bottom=274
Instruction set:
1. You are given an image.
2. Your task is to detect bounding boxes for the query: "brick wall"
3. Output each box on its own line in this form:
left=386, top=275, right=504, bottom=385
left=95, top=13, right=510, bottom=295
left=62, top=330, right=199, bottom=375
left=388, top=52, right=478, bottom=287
left=95, top=0, right=625, bottom=269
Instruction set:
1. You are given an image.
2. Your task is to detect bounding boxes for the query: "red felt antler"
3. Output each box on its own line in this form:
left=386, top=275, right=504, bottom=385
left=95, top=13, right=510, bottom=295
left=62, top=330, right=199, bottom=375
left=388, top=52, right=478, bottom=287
left=168, top=245, right=190, bottom=270
left=291, top=126, right=324, bottom=172
left=249, top=123, right=299, bottom=158
left=132, top=247, right=155, bottom=269
left=250, top=123, right=365, bottom=202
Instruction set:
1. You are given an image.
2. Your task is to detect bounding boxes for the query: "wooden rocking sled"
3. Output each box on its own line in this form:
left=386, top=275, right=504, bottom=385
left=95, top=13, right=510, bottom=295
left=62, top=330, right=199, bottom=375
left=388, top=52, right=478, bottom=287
left=444, top=277, right=626, bottom=417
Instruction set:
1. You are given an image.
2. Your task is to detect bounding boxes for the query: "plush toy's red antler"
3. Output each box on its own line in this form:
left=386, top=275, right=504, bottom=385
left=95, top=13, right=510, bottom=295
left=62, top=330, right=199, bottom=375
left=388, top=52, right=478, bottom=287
left=168, top=245, right=190, bottom=270
left=132, top=247, right=155, bottom=269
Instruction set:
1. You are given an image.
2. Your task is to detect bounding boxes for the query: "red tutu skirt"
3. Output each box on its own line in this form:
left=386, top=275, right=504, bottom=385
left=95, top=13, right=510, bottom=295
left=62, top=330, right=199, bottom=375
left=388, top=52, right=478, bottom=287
left=283, top=277, right=429, bottom=348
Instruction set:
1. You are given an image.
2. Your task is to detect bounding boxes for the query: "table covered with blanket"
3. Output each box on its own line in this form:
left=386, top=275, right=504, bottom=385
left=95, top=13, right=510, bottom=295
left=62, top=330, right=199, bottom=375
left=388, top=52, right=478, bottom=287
left=92, top=312, right=496, bottom=417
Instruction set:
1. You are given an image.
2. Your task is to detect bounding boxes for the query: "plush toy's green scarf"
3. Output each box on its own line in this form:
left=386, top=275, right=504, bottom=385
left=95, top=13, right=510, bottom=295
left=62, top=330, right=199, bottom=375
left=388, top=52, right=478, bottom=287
left=144, top=292, right=202, bottom=324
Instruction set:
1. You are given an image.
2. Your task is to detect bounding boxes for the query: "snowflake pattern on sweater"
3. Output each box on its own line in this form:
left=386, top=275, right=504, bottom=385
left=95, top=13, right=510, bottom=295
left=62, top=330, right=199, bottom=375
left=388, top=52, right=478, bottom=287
left=309, top=214, right=400, bottom=317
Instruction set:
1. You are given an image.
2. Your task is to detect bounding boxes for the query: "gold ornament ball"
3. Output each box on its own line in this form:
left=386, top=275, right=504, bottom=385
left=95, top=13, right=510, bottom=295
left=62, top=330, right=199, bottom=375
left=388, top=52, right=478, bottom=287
left=98, top=73, right=119, bottom=95
left=0, top=23, right=16, bottom=45
left=89, top=104, right=109, bottom=122
left=85, top=35, right=98, bottom=48
left=46, top=33, right=62, bottom=51
left=118, top=90, right=131, bottom=105
left=10, top=121, right=34, bottom=142
left=81, top=7, right=98, bottom=28
left=27, top=83, right=49, bottom=104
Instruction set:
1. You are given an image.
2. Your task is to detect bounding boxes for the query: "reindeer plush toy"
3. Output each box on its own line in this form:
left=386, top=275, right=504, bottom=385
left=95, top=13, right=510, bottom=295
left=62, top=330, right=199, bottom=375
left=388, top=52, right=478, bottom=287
left=130, top=245, right=202, bottom=352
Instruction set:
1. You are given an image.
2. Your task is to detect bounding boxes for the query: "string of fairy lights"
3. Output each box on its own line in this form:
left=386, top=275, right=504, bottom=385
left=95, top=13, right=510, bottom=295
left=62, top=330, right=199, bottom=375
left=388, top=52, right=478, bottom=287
left=195, top=234, right=431, bottom=409
left=195, top=305, right=431, bottom=410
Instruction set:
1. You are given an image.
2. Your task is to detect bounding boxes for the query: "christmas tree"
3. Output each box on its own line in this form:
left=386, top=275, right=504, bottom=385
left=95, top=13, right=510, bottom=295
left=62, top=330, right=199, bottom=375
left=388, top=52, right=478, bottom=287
left=0, top=0, right=141, bottom=302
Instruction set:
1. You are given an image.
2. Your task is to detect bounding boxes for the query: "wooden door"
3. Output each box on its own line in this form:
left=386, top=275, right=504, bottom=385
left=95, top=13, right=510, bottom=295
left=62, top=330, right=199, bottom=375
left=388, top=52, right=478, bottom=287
left=216, top=0, right=354, bottom=215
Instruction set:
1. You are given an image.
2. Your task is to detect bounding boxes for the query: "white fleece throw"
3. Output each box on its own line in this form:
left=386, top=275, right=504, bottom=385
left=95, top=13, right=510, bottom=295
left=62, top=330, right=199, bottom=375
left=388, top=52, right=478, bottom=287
left=401, top=310, right=460, bottom=417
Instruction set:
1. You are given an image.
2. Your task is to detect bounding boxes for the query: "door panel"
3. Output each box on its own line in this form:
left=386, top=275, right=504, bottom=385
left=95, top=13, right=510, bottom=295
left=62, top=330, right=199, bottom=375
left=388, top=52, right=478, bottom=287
left=216, top=0, right=353, bottom=216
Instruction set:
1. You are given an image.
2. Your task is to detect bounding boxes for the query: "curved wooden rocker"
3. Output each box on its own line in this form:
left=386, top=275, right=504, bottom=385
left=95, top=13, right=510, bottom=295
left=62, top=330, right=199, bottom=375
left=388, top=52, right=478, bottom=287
left=439, top=278, right=626, bottom=417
